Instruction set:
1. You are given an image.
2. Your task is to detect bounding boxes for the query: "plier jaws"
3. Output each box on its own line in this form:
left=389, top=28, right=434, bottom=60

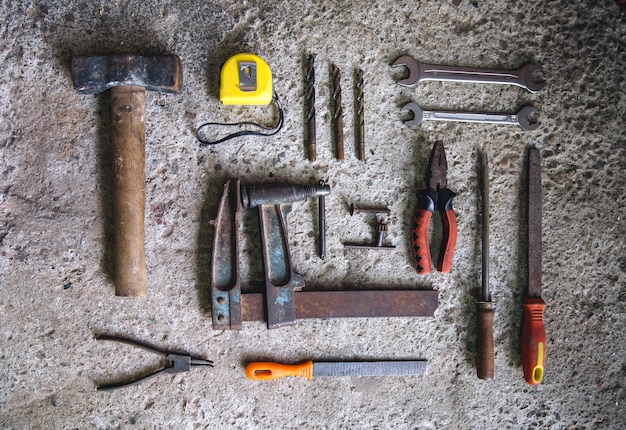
left=95, top=334, right=213, bottom=391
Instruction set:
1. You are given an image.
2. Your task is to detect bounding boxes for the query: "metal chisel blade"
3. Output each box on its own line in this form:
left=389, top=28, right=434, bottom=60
left=313, top=360, right=428, bottom=377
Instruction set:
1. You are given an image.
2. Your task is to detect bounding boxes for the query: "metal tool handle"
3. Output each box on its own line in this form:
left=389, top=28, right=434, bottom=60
left=419, top=63, right=523, bottom=86
left=258, top=204, right=305, bottom=328
left=423, top=110, right=519, bottom=126
left=111, top=85, right=147, bottom=297
left=210, top=179, right=242, bottom=330
left=95, top=334, right=168, bottom=391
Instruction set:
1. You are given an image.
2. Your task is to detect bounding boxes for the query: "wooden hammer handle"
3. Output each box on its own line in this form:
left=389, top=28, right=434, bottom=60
left=111, top=85, right=147, bottom=296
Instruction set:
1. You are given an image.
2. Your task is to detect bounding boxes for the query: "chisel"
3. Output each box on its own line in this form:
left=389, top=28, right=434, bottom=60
left=246, top=360, right=428, bottom=380
left=521, top=147, right=546, bottom=385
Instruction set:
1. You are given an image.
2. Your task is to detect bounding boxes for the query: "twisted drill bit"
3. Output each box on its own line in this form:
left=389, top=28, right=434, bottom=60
left=332, top=64, right=344, bottom=160
left=306, top=55, right=317, bottom=162
left=355, top=69, right=365, bottom=162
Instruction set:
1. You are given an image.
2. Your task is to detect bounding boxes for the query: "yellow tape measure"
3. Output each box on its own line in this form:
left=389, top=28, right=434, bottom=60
left=196, top=53, right=282, bottom=145
left=220, top=53, right=273, bottom=105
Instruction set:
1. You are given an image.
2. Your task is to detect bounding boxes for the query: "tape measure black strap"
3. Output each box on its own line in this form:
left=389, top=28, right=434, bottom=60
left=196, top=91, right=284, bottom=146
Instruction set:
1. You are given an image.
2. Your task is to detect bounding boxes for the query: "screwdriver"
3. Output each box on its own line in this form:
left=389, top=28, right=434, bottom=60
left=476, top=151, right=494, bottom=379
left=521, top=147, right=546, bottom=385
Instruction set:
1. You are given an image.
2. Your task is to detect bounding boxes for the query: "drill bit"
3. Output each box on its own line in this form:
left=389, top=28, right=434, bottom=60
left=306, top=55, right=317, bottom=162
left=355, top=69, right=365, bottom=162
left=331, top=64, right=344, bottom=160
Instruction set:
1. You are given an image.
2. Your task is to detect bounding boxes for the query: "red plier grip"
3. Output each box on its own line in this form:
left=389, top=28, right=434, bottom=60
left=437, top=189, right=458, bottom=274
left=411, top=190, right=457, bottom=274
left=411, top=192, right=435, bottom=274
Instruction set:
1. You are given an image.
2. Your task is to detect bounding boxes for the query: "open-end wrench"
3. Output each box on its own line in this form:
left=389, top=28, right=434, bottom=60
left=392, top=56, right=545, bottom=93
left=401, top=103, right=540, bottom=131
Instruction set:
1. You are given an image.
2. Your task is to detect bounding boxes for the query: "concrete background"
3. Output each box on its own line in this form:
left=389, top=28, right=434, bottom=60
left=1, top=0, right=625, bottom=428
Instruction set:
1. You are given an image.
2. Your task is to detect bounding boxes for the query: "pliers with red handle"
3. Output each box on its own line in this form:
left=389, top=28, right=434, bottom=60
left=411, top=140, right=458, bottom=274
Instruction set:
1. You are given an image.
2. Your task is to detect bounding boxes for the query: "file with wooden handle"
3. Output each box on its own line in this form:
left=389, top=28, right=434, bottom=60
left=476, top=151, right=494, bottom=380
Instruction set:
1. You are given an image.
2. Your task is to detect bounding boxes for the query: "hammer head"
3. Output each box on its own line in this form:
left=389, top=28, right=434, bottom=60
left=71, top=54, right=182, bottom=94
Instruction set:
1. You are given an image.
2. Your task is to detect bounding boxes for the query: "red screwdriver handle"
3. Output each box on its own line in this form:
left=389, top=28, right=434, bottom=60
left=521, top=297, right=546, bottom=385
left=411, top=209, right=433, bottom=274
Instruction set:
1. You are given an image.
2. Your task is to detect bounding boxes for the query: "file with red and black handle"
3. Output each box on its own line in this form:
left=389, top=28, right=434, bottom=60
left=522, top=147, right=546, bottom=385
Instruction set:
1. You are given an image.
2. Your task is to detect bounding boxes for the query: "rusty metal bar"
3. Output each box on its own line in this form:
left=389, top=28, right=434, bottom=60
left=241, top=289, right=438, bottom=322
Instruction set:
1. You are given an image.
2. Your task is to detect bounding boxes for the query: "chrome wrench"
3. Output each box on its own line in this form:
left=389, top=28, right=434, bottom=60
left=401, top=103, right=540, bottom=131
left=392, top=56, right=545, bottom=93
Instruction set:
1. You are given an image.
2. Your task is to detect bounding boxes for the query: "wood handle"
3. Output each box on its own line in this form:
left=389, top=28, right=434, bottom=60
left=476, top=301, right=495, bottom=379
left=111, top=85, right=147, bottom=297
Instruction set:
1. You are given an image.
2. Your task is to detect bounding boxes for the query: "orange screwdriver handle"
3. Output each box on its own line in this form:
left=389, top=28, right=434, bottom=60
left=246, top=360, right=314, bottom=380
left=521, top=297, right=546, bottom=385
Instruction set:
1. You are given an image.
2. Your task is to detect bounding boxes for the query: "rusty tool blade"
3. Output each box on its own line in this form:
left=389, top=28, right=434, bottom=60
left=210, top=179, right=242, bottom=330
left=241, top=289, right=438, bottom=321
left=528, top=147, right=542, bottom=297
left=72, top=55, right=183, bottom=94
left=313, top=360, right=427, bottom=377
left=258, top=204, right=304, bottom=328
left=428, top=140, right=448, bottom=191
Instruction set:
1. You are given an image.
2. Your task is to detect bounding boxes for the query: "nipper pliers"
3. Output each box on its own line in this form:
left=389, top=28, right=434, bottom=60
left=411, top=140, right=458, bottom=274
left=95, top=334, right=213, bottom=391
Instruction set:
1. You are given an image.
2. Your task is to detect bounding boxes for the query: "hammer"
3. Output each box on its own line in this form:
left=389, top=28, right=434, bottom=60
left=71, top=54, right=182, bottom=296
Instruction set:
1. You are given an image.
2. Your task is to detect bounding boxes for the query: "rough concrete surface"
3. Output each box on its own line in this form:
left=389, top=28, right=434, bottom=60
left=1, top=0, right=625, bottom=428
